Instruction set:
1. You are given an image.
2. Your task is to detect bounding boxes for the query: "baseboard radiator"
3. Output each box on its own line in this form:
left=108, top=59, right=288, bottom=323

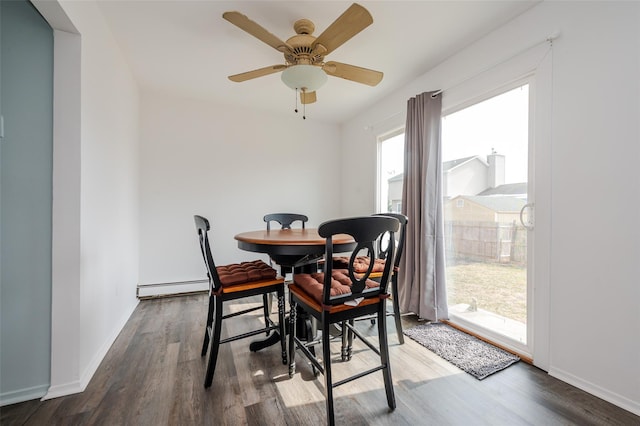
left=137, top=279, right=208, bottom=299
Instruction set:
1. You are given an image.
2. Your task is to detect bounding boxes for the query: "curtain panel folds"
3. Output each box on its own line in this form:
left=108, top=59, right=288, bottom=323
left=398, top=91, right=449, bottom=321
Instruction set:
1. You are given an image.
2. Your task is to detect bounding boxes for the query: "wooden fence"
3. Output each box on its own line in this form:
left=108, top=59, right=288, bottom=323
left=444, top=221, right=527, bottom=264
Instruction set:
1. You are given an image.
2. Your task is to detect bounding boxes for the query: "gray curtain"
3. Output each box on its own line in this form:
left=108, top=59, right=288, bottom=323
left=397, top=91, right=449, bottom=321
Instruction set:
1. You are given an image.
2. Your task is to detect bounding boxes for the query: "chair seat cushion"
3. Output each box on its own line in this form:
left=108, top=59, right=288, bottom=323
left=216, top=260, right=277, bottom=287
left=332, top=256, right=386, bottom=273
left=294, top=269, right=379, bottom=305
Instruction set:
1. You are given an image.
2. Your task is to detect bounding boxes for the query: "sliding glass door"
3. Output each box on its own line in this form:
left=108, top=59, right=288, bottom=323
left=441, top=83, right=532, bottom=354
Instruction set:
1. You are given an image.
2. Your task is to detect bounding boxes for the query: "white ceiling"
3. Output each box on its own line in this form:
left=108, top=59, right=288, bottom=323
left=97, top=1, right=539, bottom=124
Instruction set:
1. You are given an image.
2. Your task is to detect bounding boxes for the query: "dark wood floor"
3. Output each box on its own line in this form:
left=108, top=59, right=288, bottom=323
left=2, top=293, right=638, bottom=425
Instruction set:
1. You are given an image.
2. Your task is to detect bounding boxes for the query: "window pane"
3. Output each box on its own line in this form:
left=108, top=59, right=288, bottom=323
left=378, top=133, right=405, bottom=213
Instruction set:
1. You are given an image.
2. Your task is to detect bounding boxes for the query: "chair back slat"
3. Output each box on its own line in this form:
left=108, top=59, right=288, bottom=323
left=263, top=213, right=308, bottom=231
left=374, top=213, right=408, bottom=268
left=318, top=216, right=399, bottom=306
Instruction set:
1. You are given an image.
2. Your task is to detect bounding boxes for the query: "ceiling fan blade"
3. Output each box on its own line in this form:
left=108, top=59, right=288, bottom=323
left=323, top=61, right=383, bottom=86
left=300, top=91, right=317, bottom=104
left=223, top=11, right=293, bottom=53
left=228, top=65, right=287, bottom=82
left=312, top=3, right=373, bottom=55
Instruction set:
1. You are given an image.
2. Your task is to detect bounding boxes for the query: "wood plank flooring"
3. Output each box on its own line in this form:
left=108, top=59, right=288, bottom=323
left=2, top=293, right=638, bottom=425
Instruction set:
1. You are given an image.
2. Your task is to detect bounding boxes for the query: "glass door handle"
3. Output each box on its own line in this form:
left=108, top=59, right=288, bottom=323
left=520, top=202, right=534, bottom=230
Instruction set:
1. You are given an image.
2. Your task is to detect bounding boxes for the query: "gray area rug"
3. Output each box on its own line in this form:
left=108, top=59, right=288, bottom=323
left=403, top=322, right=520, bottom=380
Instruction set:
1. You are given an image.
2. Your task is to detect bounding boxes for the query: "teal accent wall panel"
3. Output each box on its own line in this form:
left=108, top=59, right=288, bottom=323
left=1, top=0, right=54, bottom=404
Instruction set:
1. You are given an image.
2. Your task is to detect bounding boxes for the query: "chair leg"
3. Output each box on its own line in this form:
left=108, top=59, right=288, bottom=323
left=322, top=317, right=335, bottom=426
left=391, top=275, right=404, bottom=344
left=340, top=321, right=348, bottom=361
left=339, top=320, right=354, bottom=361
left=377, top=301, right=396, bottom=410
left=281, top=266, right=291, bottom=281
left=306, top=319, right=319, bottom=376
left=288, top=301, right=297, bottom=378
left=263, top=293, right=272, bottom=336
left=346, top=319, right=355, bottom=361
left=204, top=296, right=224, bottom=388
left=277, top=288, right=287, bottom=365
left=201, top=292, right=214, bottom=357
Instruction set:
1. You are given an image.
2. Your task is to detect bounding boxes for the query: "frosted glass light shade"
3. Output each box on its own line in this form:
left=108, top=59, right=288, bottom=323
left=281, top=65, right=327, bottom=91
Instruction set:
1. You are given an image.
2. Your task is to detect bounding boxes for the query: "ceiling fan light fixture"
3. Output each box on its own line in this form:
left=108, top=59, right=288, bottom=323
left=281, top=65, right=327, bottom=92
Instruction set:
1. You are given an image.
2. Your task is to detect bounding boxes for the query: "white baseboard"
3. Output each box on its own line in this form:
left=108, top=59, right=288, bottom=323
left=42, top=299, right=139, bottom=401
left=0, top=384, right=49, bottom=407
left=549, top=367, right=640, bottom=416
left=41, top=380, right=83, bottom=401
left=136, top=279, right=208, bottom=298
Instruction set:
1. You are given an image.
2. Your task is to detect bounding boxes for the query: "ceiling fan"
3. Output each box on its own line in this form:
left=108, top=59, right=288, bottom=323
left=223, top=3, right=383, bottom=106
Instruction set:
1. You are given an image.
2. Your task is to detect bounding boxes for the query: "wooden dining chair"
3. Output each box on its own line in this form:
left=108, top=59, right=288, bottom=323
left=264, top=212, right=309, bottom=232
left=332, top=213, right=408, bottom=349
left=262, top=213, right=310, bottom=328
left=194, top=215, right=287, bottom=388
left=288, top=215, right=400, bottom=426
left=263, top=213, right=309, bottom=278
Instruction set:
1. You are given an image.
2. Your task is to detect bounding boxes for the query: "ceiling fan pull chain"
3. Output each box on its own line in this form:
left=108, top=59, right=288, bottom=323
left=294, top=88, right=299, bottom=113
left=301, top=88, right=307, bottom=119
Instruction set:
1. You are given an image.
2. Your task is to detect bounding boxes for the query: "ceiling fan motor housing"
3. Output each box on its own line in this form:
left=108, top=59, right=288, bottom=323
left=285, top=34, right=325, bottom=65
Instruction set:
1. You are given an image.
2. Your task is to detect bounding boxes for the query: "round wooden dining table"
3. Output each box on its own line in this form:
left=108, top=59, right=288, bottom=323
left=235, top=228, right=356, bottom=352
left=234, top=228, right=356, bottom=270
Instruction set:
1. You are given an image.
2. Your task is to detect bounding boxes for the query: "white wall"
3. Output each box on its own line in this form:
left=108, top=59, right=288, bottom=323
left=543, top=2, right=640, bottom=415
left=138, top=92, right=342, bottom=286
left=34, top=0, right=140, bottom=399
left=341, top=1, right=639, bottom=416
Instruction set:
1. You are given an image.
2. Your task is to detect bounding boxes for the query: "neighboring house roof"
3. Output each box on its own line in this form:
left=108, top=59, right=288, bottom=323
left=387, top=155, right=483, bottom=183
left=478, top=182, right=527, bottom=196
left=388, top=173, right=403, bottom=183
left=443, top=155, right=484, bottom=172
left=454, top=195, right=526, bottom=212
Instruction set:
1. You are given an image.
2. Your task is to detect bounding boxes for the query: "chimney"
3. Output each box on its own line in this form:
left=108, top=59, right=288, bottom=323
left=487, top=150, right=505, bottom=188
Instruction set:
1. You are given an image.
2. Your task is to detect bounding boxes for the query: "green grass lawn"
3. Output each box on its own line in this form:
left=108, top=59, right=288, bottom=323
left=446, top=261, right=527, bottom=324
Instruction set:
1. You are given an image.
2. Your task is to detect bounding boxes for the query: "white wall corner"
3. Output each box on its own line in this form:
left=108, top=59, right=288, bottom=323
left=43, top=299, right=138, bottom=401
